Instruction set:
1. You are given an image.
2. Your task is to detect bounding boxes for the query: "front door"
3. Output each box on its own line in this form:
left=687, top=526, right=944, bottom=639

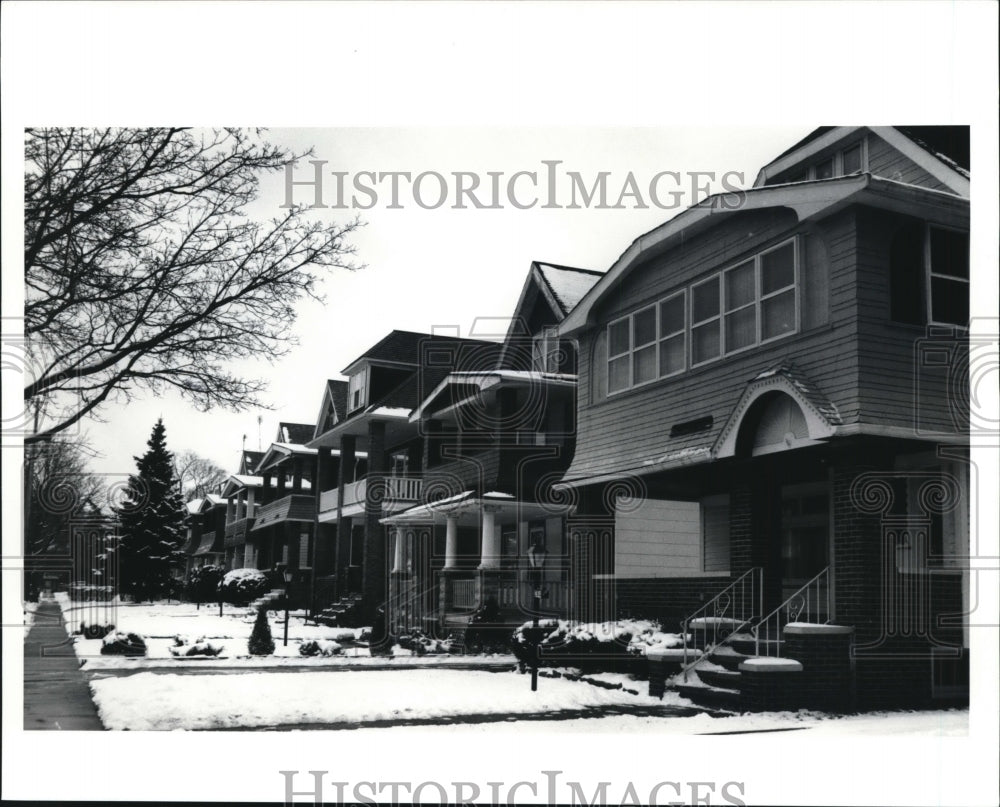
left=778, top=480, right=830, bottom=613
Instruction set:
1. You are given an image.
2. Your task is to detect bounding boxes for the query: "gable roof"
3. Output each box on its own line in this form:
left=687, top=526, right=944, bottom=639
left=313, top=379, right=349, bottom=439
left=342, top=330, right=497, bottom=375
left=535, top=263, right=604, bottom=316
left=239, top=450, right=264, bottom=476
left=277, top=422, right=314, bottom=445
left=754, top=126, right=970, bottom=194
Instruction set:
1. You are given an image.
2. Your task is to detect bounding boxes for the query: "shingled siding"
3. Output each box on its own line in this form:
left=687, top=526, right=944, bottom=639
left=569, top=207, right=862, bottom=483
left=853, top=206, right=968, bottom=436
left=867, top=132, right=950, bottom=192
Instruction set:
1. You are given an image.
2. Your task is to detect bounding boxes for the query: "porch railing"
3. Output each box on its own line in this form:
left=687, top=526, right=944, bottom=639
left=752, top=566, right=830, bottom=657
left=679, top=567, right=763, bottom=682
left=452, top=579, right=477, bottom=609
left=318, top=475, right=423, bottom=516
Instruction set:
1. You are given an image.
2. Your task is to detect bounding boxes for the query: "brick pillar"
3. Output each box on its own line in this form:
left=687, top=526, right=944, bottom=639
left=363, top=420, right=388, bottom=621
left=784, top=624, right=854, bottom=712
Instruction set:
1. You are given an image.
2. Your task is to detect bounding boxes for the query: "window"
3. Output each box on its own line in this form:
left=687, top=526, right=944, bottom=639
left=298, top=530, right=311, bottom=569
left=348, top=366, right=368, bottom=412
left=814, top=158, right=834, bottom=180
left=842, top=143, right=863, bottom=174
left=891, top=223, right=969, bottom=328
left=606, top=238, right=800, bottom=392
left=793, top=138, right=868, bottom=182
left=532, top=326, right=565, bottom=373
left=928, top=226, right=969, bottom=326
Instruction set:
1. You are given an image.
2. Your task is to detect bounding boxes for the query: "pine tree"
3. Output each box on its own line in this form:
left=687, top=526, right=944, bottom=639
left=248, top=606, right=275, bottom=655
left=115, top=419, right=187, bottom=602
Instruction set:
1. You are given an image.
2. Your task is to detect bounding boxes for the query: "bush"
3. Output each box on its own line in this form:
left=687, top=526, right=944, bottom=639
left=169, top=635, right=224, bottom=657
left=100, top=631, right=147, bottom=656
left=463, top=598, right=511, bottom=654
left=394, top=629, right=456, bottom=656
left=219, top=568, right=269, bottom=606
left=80, top=622, right=115, bottom=640
left=298, top=639, right=342, bottom=657
left=510, top=619, right=679, bottom=672
left=248, top=607, right=275, bottom=655
left=186, top=565, right=224, bottom=603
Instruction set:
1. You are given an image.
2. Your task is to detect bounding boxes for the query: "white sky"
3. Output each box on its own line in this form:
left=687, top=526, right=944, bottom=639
left=78, top=125, right=814, bottom=477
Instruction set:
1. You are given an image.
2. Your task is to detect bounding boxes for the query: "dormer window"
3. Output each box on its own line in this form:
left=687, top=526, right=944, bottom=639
left=348, top=366, right=368, bottom=412
left=789, top=138, right=868, bottom=183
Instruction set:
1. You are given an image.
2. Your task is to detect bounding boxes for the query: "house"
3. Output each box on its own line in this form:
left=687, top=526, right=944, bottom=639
left=553, top=126, right=970, bottom=709
left=380, top=263, right=604, bottom=638
left=306, top=330, right=502, bottom=624
left=182, top=493, right=227, bottom=573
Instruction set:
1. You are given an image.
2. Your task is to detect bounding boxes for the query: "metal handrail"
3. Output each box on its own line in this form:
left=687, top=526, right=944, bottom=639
left=678, top=567, right=762, bottom=682
left=752, top=566, right=830, bottom=657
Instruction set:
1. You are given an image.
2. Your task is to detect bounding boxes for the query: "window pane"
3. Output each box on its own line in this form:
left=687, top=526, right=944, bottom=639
left=691, top=277, right=720, bottom=323
left=725, top=261, right=755, bottom=310
left=761, top=289, right=796, bottom=339
left=814, top=159, right=834, bottom=180
left=634, top=306, right=657, bottom=346
left=725, top=306, right=756, bottom=352
left=659, top=295, right=684, bottom=337
left=692, top=322, right=720, bottom=364
left=659, top=334, right=684, bottom=376
left=930, top=228, right=969, bottom=280
left=609, top=319, right=630, bottom=356
left=761, top=243, right=795, bottom=294
left=842, top=144, right=862, bottom=174
left=931, top=277, right=969, bottom=326
left=608, top=356, right=630, bottom=392
left=633, top=345, right=656, bottom=384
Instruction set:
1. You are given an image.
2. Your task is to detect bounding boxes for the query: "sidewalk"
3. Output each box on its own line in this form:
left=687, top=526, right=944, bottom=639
left=23, top=600, right=104, bottom=730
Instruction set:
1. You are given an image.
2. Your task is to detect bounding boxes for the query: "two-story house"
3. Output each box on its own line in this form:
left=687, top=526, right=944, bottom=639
left=554, top=126, right=970, bottom=709
left=307, top=330, right=501, bottom=625
left=220, top=449, right=265, bottom=569
left=381, top=262, right=603, bottom=637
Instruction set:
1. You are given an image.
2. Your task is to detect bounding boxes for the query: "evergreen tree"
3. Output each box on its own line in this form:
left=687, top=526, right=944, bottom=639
left=115, top=419, right=187, bottom=601
left=248, top=606, right=275, bottom=655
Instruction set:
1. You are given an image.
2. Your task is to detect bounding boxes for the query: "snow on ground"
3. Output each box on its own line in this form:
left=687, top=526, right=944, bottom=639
left=57, top=599, right=375, bottom=667
left=89, top=668, right=668, bottom=730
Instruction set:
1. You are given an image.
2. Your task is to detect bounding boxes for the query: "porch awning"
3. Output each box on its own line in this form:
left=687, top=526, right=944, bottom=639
left=381, top=491, right=572, bottom=526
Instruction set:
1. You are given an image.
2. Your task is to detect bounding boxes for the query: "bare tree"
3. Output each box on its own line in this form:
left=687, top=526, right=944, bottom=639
left=24, top=128, right=362, bottom=445
left=174, top=449, right=229, bottom=501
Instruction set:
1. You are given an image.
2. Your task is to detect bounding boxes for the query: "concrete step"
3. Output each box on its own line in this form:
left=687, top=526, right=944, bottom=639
left=708, top=646, right=751, bottom=672
left=697, top=668, right=743, bottom=690
left=676, top=682, right=741, bottom=711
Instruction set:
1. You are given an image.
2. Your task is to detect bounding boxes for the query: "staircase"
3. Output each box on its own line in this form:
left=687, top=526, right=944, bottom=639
left=669, top=568, right=830, bottom=711
left=313, top=593, right=364, bottom=627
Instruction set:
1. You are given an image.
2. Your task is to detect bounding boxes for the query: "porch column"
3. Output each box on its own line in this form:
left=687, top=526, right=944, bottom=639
left=363, top=419, right=388, bottom=622
left=334, top=435, right=356, bottom=595
left=442, top=516, right=459, bottom=570
left=391, top=528, right=404, bottom=573
left=478, top=506, right=501, bottom=569
left=292, top=456, right=303, bottom=492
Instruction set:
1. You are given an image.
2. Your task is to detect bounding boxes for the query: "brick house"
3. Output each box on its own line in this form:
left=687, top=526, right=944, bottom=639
left=553, top=126, right=970, bottom=709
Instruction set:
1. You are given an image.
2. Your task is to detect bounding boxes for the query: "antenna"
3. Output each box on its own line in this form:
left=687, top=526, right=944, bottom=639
left=257, top=414, right=263, bottom=451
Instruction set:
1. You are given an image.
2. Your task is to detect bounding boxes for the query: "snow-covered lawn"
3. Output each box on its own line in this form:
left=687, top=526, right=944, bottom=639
left=57, top=599, right=375, bottom=667
left=89, top=668, right=667, bottom=730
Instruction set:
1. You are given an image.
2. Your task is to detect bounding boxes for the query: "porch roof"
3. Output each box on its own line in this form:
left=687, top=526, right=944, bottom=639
left=409, top=370, right=577, bottom=422
left=220, top=474, right=263, bottom=497
left=193, top=530, right=223, bottom=556
left=381, top=490, right=571, bottom=526
left=256, top=441, right=318, bottom=474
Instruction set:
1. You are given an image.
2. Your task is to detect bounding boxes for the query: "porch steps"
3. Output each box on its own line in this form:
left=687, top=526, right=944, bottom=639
left=313, top=593, right=364, bottom=626
left=249, top=589, right=286, bottom=612
left=696, top=668, right=743, bottom=690
left=675, top=679, right=742, bottom=711
left=707, top=645, right=751, bottom=672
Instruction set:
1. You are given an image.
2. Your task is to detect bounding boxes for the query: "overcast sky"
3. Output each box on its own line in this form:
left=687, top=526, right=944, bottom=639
left=78, top=126, right=814, bottom=479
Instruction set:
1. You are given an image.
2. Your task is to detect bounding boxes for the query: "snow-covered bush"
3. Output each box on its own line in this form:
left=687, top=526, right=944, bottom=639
left=298, top=639, right=342, bottom=657
left=169, top=635, right=224, bottom=657
left=248, top=607, right=275, bottom=655
left=100, top=631, right=147, bottom=656
left=186, top=565, right=224, bottom=603
left=462, top=598, right=510, bottom=654
left=511, top=619, right=681, bottom=670
left=393, top=630, right=456, bottom=656
left=80, top=622, right=115, bottom=640
left=220, top=568, right=269, bottom=605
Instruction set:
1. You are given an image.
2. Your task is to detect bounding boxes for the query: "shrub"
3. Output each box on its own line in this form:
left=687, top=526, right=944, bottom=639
left=463, top=598, right=510, bottom=654
left=186, top=565, right=224, bottom=603
left=169, top=635, right=224, bottom=657
left=220, top=568, right=269, bottom=606
left=394, top=629, right=456, bottom=656
left=100, top=631, right=147, bottom=656
left=298, top=639, right=342, bottom=657
left=248, top=607, right=275, bottom=655
left=510, top=619, right=681, bottom=672
left=81, top=622, right=115, bottom=640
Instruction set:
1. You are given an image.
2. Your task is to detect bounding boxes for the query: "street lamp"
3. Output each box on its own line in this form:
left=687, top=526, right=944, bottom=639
left=526, top=541, right=548, bottom=692
left=279, top=564, right=293, bottom=647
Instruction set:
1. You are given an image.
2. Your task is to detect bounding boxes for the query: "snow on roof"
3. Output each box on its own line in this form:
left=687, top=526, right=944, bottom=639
left=535, top=263, right=604, bottom=315
left=229, top=474, right=263, bottom=488
left=185, top=499, right=204, bottom=514
left=270, top=442, right=318, bottom=454
left=205, top=494, right=226, bottom=506
left=368, top=406, right=413, bottom=418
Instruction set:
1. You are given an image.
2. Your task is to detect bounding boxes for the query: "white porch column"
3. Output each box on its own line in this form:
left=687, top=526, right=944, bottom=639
left=443, top=516, right=459, bottom=570
left=391, top=528, right=404, bottom=573
left=478, top=507, right=501, bottom=569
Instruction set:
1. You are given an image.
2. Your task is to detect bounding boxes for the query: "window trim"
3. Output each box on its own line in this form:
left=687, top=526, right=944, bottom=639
left=804, top=136, right=869, bottom=181
left=925, top=223, right=970, bottom=328
left=606, top=236, right=801, bottom=394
